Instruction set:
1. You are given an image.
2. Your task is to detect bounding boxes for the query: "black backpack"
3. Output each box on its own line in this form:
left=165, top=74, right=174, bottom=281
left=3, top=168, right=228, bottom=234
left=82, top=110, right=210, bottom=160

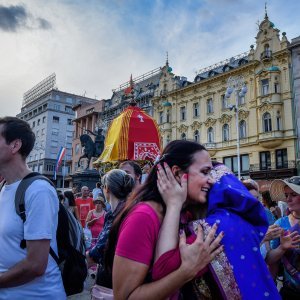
left=0, top=172, right=88, bottom=296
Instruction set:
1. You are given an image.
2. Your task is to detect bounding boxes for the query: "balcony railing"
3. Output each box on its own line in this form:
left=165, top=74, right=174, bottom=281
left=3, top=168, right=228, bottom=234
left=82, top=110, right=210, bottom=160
left=204, top=142, right=216, bottom=149
left=249, top=160, right=296, bottom=172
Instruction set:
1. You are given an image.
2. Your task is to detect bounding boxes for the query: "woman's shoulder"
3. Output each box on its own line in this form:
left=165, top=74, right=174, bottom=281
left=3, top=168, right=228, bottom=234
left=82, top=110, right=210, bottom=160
left=135, top=201, right=163, bottom=222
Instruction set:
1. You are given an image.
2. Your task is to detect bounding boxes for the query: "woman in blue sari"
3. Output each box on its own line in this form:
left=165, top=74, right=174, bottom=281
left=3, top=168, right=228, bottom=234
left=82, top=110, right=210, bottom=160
left=153, top=162, right=280, bottom=299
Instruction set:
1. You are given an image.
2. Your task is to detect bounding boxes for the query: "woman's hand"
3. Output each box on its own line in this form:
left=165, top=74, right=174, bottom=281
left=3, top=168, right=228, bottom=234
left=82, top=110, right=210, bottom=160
left=157, top=162, right=187, bottom=210
left=262, top=224, right=283, bottom=243
left=179, top=224, right=224, bottom=280
left=280, top=230, right=300, bottom=251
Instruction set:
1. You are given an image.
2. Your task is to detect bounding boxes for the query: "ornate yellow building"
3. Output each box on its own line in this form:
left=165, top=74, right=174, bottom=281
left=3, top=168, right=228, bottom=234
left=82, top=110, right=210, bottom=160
left=152, top=14, right=297, bottom=184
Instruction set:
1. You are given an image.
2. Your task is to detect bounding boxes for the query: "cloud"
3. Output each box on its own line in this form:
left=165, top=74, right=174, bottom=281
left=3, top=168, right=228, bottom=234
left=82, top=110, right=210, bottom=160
left=0, top=4, right=51, bottom=32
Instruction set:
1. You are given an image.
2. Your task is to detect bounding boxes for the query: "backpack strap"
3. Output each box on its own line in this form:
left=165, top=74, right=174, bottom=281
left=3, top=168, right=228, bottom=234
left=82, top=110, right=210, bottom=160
left=15, top=172, right=60, bottom=264
left=15, top=172, right=55, bottom=222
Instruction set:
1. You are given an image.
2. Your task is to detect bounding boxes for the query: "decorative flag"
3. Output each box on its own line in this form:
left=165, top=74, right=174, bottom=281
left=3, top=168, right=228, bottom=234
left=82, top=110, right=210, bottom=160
left=53, top=146, right=66, bottom=180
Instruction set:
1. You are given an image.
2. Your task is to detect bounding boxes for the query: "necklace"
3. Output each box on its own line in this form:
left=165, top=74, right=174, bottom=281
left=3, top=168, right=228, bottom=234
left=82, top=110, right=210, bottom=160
left=291, top=212, right=300, bottom=220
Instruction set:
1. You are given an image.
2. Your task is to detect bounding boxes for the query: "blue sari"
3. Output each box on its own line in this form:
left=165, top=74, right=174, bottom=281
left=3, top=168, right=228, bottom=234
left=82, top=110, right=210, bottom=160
left=191, top=165, right=280, bottom=300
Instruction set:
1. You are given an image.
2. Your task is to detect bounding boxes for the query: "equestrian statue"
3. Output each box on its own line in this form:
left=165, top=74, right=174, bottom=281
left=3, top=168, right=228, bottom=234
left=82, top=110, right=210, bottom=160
left=78, top=128, right=105, bottom=169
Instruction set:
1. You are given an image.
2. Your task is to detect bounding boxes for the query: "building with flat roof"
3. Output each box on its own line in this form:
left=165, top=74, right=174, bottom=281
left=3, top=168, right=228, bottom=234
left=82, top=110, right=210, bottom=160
left=17, top=74, right=99, bottom=187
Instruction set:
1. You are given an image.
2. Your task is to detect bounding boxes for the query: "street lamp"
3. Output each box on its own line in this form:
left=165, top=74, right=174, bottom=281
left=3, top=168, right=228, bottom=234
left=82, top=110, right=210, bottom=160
left=225, top=76, right=247, bottom=179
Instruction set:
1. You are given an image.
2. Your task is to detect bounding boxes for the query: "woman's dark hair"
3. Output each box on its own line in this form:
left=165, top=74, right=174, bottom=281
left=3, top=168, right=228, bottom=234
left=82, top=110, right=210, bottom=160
left=0, top=116, right=35, bottom=159
left=105, top=140, right=207, bottom=271
left=261, top=190, right=277, bottom=208
left=64, top=190, right=75, bottom=206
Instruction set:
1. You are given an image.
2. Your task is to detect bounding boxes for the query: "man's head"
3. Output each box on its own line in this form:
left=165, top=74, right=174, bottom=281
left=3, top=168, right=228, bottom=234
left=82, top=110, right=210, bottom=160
left=81, top=186, right=90, bottom=198
left=0, top=117, right=35, bottom=160
left=119, top=161, right=142, bottom=186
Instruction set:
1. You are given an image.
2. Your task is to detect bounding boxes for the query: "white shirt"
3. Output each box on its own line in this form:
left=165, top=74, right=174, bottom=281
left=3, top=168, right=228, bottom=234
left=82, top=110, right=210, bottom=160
left=0, top=179, right=66, bottom=299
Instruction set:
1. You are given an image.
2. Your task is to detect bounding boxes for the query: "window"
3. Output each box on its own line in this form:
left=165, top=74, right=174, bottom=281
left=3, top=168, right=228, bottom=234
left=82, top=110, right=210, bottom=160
left=52, top=128, right=59, bottom=136
left=222, top=124, right=229, bottom=141
left=180, top=107, right=186, bottom=121
left=263, top=112, right=272, bottom=132
left=41, top=128, right=45, bottom=135
left=159, top=111, right=164, bottom=124
left=276, top=149, right=288, bottom=169
left=274, top=82, right=280, bottom=93
left=260, top=151, right=271, bottom=170
left=53, top=116, right=59, bottom=123
left=37, top=119, right=40, bottom=126
left=65, top=106, right=73, bottom=113
left=54, top=104, right=60, bottom=110
left=66, top=97, right=73, bottom=104
left=36, top=130, right=39, bottom=138
left=51, top=140, right=58, bottom=147
left=32, top=121, right=35, bottom=128
left=276, top=114, right=281, bottom=130
left=223, top=154, right=249, bottom=173
left=43, top=116, right=46, bottom=123
left=261, top=79, right=269, bottom=96
left=238, top=94, right=245, bottom=106
left=194, top=130, right=200, bottom=143
left=166, top=110, right=170, bottom=123
left=239, top=120, right=247, bottom=138
left=46, top=164, right=55, bottom=172
left=207, top=99, right=213, bottom=114
left=221, top=94, right=227, bottom=110
left=207, top=127, right=214, bottom=143
left=181, top=133, right=186, bottom=140
left=67, top=119, right=72, bottom=125
left=193, top=103, right=199, bottom=117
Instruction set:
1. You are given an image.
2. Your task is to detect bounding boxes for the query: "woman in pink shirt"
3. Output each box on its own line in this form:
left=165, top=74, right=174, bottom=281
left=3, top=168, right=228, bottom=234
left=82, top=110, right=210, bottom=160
left=104, top=140, right=224, bottom=299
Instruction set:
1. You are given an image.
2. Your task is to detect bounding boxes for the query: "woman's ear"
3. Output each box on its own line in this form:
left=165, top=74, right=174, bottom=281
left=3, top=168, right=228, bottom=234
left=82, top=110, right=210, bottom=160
left=171, top=165, right=183, bottom=182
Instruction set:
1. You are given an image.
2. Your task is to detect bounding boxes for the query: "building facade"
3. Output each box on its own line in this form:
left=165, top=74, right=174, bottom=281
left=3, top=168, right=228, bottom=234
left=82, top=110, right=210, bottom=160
left=72, top=100, right=104, bottom=172
left=289, top=36, right=300, bottom=174
left=152, top=14, right=297, bottom=186
left=17, top=74, right=98, bottom=187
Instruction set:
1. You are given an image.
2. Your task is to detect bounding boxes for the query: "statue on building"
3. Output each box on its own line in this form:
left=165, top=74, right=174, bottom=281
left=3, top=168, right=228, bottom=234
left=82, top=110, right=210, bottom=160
left=78, top=128, right=105, bottom=169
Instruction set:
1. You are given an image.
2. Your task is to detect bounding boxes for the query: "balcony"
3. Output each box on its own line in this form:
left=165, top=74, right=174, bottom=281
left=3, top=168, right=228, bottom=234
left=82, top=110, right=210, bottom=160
left=260, top=50, right=272, bottom=61
left=249, top=161, right=297, bottom=180
left=258, top=130, right=284, bottom=148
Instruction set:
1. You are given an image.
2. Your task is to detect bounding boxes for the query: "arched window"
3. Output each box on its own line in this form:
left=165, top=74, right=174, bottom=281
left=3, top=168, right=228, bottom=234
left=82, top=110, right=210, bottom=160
left=239, top=120, right=247, bottom=138
left=181, top=133, right=186, bottom=140
left=194, top=130, right=200, bottom=143
left=263, top=112, right=272, bottom=132
left=222, top=124, right=229, bottom=141
left=207, top=127, right=214, bottom=143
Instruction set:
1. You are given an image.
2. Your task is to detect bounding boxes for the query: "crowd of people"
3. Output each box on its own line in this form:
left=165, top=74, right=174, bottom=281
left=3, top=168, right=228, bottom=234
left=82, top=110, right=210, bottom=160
left=0, top=116, right=299, bottom=299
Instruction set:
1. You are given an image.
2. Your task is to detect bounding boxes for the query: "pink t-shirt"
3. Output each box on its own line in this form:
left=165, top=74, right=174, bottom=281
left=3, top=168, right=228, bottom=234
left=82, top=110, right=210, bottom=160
left=115, top=202, right=161, bottom=266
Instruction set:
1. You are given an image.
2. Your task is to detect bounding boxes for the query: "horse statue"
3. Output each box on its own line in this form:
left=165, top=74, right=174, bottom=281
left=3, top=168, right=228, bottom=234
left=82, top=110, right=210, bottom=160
left=78, top=130, right=104, bottom=169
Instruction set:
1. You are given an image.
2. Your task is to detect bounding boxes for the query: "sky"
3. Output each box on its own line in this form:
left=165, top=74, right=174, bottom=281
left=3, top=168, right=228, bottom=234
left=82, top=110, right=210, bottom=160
left=1, top=0, right=300, bottom=117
